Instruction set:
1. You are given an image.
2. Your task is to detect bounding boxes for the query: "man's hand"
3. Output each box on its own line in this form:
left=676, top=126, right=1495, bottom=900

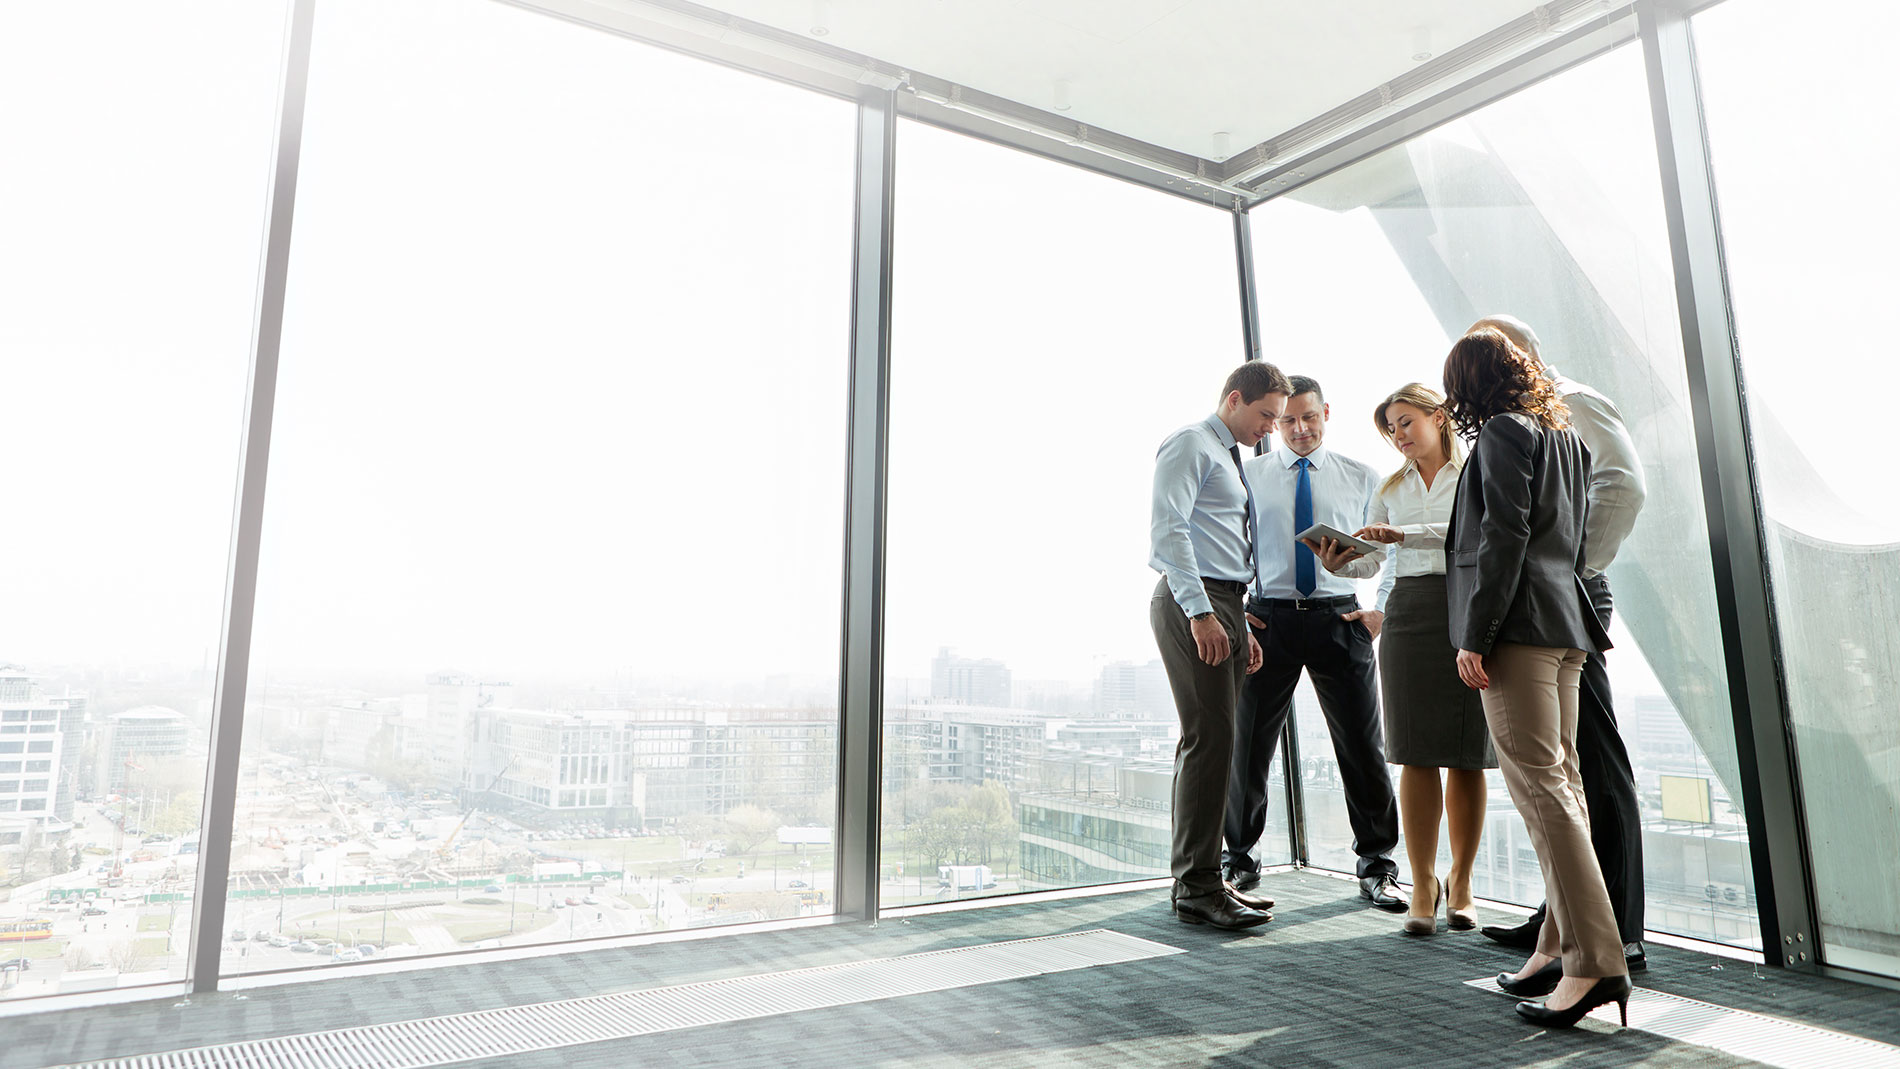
left=1304, top=536, right=1364, bottom=572
left=1245, top=633, right=1263, bottom=675
left=1343, top=608, right=1384, bottom=640
left=1355, top=523, right=1404, bottom=545
left=1190, top=614, right=1230, bottom=666
left=1245, top=612, right=1265, bottom=629
left=1456, top=648, right=1489, bottom=690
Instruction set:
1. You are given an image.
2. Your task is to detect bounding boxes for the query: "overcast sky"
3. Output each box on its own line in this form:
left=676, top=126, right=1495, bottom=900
left=1, top=0, right=1887, bottom=706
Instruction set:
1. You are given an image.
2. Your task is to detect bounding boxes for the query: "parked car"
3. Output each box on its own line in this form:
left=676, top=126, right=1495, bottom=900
left=81, top=907, right=107, bottom=917
left=252, top=930, right=272, bottom=942
left=0, top=957, right=30, bottom=972
left=355, top=944, right=377, bottom=958
left=331, top=948, right=362, bottom=963
left=268, top=935, right=293, bottom=948
left=229, top=929, right=247, bottom=942
left=483, top=885, right=502, bottom=894
left=290, top=941, right=319, bottom=953
left=787, top=880, right=809, bottom=889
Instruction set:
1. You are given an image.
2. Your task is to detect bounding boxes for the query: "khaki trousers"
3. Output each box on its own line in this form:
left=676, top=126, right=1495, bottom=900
left=1480, top=642, right=1628, bottom=978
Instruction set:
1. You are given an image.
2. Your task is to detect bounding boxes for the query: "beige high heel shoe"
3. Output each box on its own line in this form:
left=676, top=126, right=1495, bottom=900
left=1403, top=875, right=1441, bottom=935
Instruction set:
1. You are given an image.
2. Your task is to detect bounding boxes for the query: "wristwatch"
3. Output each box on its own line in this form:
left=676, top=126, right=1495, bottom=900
left=1192, top=611, right=1216, bottom=621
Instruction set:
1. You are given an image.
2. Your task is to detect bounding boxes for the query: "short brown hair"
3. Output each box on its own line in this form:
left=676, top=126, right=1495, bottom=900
left=1442, top=328, right=1569, bottom=442
left=1221, top=360, right=1292, bottom=405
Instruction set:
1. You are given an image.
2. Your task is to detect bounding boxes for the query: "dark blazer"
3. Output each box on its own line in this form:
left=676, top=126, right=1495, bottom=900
left=1446, top=412, right=1611, bottom=656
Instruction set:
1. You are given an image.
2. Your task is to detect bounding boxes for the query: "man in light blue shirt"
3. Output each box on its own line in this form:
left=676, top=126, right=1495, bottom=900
left=1225, top=375, right=1406, bottom=911
left=1149, top=359, right=1291, bottom=930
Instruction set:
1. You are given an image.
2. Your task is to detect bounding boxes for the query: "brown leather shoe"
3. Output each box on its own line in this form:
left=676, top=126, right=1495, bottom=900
left=1175, top=891, right=1272, bottom=929
left=1225, top=882, right=1275, bottom=911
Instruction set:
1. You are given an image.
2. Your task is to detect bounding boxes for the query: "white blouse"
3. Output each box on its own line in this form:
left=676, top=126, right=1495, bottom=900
left=1368, top=456, right=1462, bottom=613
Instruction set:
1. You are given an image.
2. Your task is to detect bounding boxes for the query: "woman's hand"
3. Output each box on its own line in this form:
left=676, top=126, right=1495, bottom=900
left=1355, top=523, right=1404, bottom=545
left=1455, top=648, right=1489, bottom=690
left=1304, top=536, right=1364, bottom=572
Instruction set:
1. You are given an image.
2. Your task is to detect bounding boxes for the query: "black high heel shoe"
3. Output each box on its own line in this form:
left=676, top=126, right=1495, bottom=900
left=1495, top=956, right=1564, bottom=997
left=1514, top=974, right=1633, bottom=1029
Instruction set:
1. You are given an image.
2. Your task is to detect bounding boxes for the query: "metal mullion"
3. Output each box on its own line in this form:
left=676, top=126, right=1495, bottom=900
left=187, top=0, right=316, bottom=995
left=1232, top=210, right=1261, bottom=363
left=835, top=89, right=896, bottom=923
left=1637, top=0, right=1817, bottom=967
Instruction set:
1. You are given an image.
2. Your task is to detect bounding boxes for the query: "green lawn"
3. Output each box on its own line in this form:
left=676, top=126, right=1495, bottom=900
left=134, top=936, right=168, bottom=958
left=15, top=938, right=66, bottom=960
left=137, top=914, right=169, bottom=933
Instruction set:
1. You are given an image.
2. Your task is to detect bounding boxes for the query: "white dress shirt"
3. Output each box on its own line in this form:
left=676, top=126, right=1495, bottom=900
left=1549, top=368, right=1647, bottom=577
left=1150, top=414, right=1254, bottom=618
left=1365, top=456, right=1462, bottom=612
left=1244, top=444, right=1382, bottom=599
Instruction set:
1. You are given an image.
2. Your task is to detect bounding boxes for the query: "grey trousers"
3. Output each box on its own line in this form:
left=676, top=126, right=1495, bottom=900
left=1151, top=577, right=1248, bottom=899
left=1482, top=642, right=1628, bottom=978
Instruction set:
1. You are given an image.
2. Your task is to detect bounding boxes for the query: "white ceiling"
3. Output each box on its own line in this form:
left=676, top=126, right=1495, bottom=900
left=702, top=0, right=1559, bottom=159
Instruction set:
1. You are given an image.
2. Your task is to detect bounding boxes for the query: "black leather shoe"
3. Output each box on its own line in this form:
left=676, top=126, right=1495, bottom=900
left=1225, top=882, right=1275, bottom=911
left=1624, top=941, right=1647, bottom=971
left=1360, top=875, right=1408, bottom=912
left=1174, top=891, right=1273, bottom=930
left=1226, top=868, right=1262, bottom=892
left=1480, top=917, right=1542, bottom=950
left=1495, top=956, right=1564, bottom=997
left=1514, top=975, right=1632, bottom=1029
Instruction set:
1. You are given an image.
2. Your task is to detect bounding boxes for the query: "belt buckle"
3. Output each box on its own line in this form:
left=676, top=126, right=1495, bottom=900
left=1292, top=598, right=1313, bottom=611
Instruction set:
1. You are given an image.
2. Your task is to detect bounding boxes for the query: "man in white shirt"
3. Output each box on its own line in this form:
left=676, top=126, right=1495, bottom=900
left=1467, top=315, right=1649, bottom=971
left=1225, top=376, right=1405, bottom=910
left=1149, top=360, right=1289, bottom=930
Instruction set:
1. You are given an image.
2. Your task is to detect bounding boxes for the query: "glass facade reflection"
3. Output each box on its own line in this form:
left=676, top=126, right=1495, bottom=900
left=1250, top=41, right=1760, bottom=948
left=1695, top=0, right=1900, bottom=978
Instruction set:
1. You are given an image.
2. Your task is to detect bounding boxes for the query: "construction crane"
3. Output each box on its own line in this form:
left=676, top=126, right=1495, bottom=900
left=434, top=758, right=514, bottom=862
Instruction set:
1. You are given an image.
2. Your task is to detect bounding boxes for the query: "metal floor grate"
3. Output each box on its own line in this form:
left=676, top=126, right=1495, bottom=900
left=56, top=929, right=1180, bottom=1069
left=1463, top=976, right=1900, bottom=1068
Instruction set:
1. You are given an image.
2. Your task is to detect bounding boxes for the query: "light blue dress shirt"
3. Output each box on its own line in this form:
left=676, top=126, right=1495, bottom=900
left=1244, top=444, right=1382, bottom=600
left=1150, top=414, right=1254, bottom=619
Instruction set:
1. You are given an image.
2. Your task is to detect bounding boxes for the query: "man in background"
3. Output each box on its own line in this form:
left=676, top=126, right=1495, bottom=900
left=1469, top=314, right=1649, bottom=972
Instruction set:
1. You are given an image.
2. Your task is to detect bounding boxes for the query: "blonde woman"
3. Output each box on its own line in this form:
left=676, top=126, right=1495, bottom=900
left=1353, top=384, right=1492, bottom=936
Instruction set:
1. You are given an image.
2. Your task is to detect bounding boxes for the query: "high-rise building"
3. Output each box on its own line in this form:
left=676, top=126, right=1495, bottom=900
left=425, top=671, right=510, bottom=794
left=96, top=706, right=189, bottom=795
left=929, top=648, right=1012, bottom=708
left=0, top=666, right=82, bottom=842
left=1092, top=659, right=1174, bottom=720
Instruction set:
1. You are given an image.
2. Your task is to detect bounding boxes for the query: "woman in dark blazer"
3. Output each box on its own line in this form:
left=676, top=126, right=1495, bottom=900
left=1442, top=328, right=1628, bottom=1029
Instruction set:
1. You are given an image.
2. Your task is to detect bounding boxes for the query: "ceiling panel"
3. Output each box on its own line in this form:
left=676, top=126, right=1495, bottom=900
left=704, top=0, right=1559, bottom=158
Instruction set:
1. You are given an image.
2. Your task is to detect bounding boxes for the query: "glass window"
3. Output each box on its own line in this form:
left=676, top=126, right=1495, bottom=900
left=879, top=120, right=1258, bottom=907
left=0, top=1, right=284, bottom=1001
left=1695, top=0, right=1900, bottom=978
left=226, top=0, right=853, bottom=975
left=1249, top=40, right=1759, bottom=948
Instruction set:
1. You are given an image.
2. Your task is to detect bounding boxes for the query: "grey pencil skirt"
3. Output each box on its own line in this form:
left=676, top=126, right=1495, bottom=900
left=1380, top=574, right=1496, bottom=770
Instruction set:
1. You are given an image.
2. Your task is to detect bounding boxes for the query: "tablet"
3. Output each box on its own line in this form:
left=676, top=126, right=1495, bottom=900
left=1295, top=523, right=1386, bottom=560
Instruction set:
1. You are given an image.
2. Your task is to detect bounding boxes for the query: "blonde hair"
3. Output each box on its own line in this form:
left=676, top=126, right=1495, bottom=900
left=1374, top=383, right=1464, bottom=494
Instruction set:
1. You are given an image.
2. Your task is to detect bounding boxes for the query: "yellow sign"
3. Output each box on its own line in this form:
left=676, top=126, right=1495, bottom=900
left=1659, top=775, right=1713, bottom=823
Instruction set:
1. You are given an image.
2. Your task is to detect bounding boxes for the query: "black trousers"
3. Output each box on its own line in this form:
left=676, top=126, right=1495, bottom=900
left=1530, top=574, right=1645, bottom=942
left=1224, top=597, right=1399, bottom=881
left=1151, top=577, right=1250, bottom=899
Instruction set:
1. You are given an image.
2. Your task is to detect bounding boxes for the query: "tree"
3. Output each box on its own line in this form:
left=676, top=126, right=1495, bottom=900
left=722, top=805, right=779, bottom=859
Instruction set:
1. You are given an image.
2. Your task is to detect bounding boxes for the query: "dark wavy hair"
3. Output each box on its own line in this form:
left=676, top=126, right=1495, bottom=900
left=1442, top=328, right=1569, bottom=443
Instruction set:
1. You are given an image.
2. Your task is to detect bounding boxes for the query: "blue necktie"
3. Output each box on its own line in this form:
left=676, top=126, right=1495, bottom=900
left=1294, top=457, right=1315, bottom=596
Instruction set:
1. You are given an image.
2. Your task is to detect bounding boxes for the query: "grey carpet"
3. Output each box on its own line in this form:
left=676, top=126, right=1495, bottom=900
left=9, top=870, right=1897, bottom=1069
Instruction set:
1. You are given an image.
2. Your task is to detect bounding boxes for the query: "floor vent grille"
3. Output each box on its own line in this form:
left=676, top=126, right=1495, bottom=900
left=57, top=929, right=1179, bottom=1069
left=1463, top=976, right=1900, bottom=1068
